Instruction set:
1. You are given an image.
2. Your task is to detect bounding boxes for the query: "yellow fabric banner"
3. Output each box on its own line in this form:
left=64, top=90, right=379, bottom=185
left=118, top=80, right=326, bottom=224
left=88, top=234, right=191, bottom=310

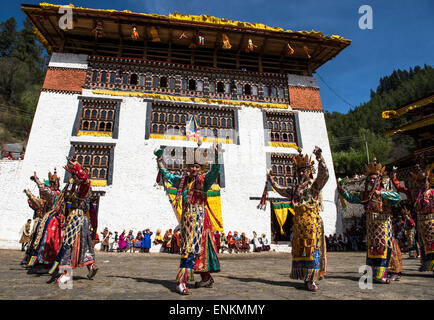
left=271, top=201, right=294, bottom=235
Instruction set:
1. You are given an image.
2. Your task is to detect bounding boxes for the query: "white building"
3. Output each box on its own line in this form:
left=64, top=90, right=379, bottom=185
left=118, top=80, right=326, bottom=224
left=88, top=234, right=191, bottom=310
left=0, top=4, right=350, bottom=249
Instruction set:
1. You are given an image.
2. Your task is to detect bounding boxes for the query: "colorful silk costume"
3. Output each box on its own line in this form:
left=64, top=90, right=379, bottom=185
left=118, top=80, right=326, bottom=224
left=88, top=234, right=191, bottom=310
left=24, top=171, right=64, bottom=267
left=289, top=154, right=328, bottom=283
left=339, top=161, right=401, bottom=282
left=391, top=167, right=434, bottom=272
left=49, top=161, right=97, bottom=277
left=157, top=150, right=221, bottom=285
left=268, top=148, right=329, bottom=287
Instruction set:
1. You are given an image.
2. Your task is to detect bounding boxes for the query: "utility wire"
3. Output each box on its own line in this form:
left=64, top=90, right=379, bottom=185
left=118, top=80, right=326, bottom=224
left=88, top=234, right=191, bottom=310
left=316, top=71, right=356, bottom=109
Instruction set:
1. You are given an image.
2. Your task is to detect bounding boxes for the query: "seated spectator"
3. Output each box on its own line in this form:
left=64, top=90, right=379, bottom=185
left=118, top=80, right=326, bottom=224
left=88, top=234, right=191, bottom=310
left=135, top=231, right=143, bottom=252
left=233, top=231, right=241, bottom=253
left=111, top=231, right=119, bottom=252
left=252, top=231, right=262, bottom=252
left=240, top=232, right=250, bottom=253
left=227, top=231, right=236, bottom=253
left=171, top=230, right=180, bottom=254
left=214, top=231, right=221, bottom=253
left=127, top=230, right=134, bottom=253
left=118, top=230, right=127, bottom=252
left=220, top=232, right=228, bottom=253
left=261, top=233, right=270, bottom=251
left=153, top=229, right=164, bottom=245
left=101, top=227, right=111, bottom=252
left=162, top=229, right=173, bottom=253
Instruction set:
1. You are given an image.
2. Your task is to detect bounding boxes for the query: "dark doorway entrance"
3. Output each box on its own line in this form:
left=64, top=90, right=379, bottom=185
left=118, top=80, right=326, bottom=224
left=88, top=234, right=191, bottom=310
left=270, top=206, right=293, bottom=243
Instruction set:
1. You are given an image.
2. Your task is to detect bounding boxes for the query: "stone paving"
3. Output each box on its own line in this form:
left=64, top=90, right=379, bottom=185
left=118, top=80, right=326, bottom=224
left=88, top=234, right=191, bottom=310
left=0, top=249, right=432, bottom=300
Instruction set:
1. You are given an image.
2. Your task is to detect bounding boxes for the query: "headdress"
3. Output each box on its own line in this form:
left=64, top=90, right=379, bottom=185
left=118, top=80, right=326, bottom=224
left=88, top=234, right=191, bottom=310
left=64, top=156, right=88, bottom=184
left=364, top=158, right=386, bottom=177
left=47, top=168, right=60, bottom=190
left=292, top=149, right=315, bottom=176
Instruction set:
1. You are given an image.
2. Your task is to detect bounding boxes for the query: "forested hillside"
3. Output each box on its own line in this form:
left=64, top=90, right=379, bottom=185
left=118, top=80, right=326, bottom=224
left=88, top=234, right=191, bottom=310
left=0, top=17, right=46, bottom=145
left=325, top=64, right=434, bottom=177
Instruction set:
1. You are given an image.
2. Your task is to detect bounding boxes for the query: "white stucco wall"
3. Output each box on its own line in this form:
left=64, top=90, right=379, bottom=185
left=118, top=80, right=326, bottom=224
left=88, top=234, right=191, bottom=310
left=0, top=53, right=341, bottom=249
left=296, top=110, right=341, bottom=236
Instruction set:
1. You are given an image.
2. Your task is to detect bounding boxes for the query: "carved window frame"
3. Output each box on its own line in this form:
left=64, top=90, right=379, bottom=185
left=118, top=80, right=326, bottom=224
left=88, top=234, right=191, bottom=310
left=72, top=96, right=122, bottom=139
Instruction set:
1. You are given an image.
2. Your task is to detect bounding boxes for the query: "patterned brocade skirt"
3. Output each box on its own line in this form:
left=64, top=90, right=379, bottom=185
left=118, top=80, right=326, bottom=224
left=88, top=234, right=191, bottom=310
left=55, top=209, right=95, bottom=269
left=418, top=212, right=434, bottom=271
left=290, top=204, right=326, bottom=282
left=177, top=203, right=220, bottom=283
left=366, top=212, right=393, bottom=280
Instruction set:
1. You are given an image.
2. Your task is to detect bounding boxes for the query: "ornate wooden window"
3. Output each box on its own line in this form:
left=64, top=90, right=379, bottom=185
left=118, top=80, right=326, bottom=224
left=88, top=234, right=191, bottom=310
left=148, top=101, right=237, bottom=144
left=237, top=84, right=242, bottom=95
left=217, top=81, right=224, bottom=93
left=68, top=142, right=115, bottom=186
left=225, top=83, right=231, bottom=94
left=160, top=76, right=167, bottom=88
left=86, top=56, right=290, bottom=105
left=160, top=145, right=225, bottom=187
left=269, top=153, right=296, bottom=188
left=152, top=76, right=158, bottom=88
left=73, top=97, right=121, bottom=139
left=122, top=73, right=128, bottom=85
left=188, top=79, right=196, bottom=91
left=109, top=72, right=116, bottom=83
left=130, top=74, right=138, bottom=85
left=139, top=75, right=145, bottom=86
left=264, top=111, right=299, bottom=147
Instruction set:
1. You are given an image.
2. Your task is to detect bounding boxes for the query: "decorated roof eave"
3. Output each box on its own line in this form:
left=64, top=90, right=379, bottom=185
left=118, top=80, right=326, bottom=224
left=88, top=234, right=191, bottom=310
left=385, top=114, right=434, bottom=138
left=22, top=3, right=350, bottom=68
left=382, top=94, right=434, bottom=119
left=27, top=3, right=351, bottom=44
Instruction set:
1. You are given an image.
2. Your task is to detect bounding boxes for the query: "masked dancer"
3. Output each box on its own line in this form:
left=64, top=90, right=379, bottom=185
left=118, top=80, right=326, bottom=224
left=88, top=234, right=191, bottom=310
left=267, top=146, right=329, bottom=292
left=338, top=159, right=401, bottom=283
left=391, top=160, right=434, bottom=273
left=48, top=157, right=98, bottom=282
left=155, top=141, right=221, bottom=295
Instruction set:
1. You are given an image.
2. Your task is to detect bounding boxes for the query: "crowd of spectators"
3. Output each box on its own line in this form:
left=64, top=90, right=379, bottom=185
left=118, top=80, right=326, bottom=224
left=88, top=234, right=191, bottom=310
left=326, top=222, right=366, bottom=252
left=95, top=227, right=272, bottom=254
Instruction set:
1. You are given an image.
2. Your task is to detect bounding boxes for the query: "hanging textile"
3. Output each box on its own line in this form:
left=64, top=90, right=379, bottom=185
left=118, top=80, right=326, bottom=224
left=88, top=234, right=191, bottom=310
left=131, top=26, right=139, bottom=40
left=257, top=181, right=268, bottom=210
left=271, top=200, right=294, bottom=235
left=178, top=31, right=188, bottom=39
left=197, top=32, right=205, bottom=46
left=222, top=33, right=231, bottom=49
left=287, top=43, right=295, bottom=55
left=303, top=45, right=311, bottom=59
left=245, top=38, right=256, bottom=52
left=185, top=115, right=201, bottom=142
left=150, top=27, right=160, bottom=42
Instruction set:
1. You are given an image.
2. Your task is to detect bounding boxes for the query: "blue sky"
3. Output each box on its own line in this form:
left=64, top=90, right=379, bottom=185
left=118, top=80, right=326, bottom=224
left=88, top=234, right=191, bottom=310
left=3, top=0, right=434, bottom=113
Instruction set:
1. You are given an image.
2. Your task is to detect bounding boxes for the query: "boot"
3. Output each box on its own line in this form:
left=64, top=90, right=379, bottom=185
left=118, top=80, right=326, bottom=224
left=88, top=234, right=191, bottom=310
left=176, top=282, right=191, bottom=295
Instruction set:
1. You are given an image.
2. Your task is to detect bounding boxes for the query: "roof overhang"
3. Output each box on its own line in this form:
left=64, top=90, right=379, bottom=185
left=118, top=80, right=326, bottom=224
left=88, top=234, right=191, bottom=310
left=22, top=3, right=351, bottom=73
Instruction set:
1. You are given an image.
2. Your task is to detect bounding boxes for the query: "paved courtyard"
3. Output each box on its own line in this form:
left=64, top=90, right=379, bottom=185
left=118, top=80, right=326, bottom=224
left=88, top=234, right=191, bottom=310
left=0, top=249, right=432, bottom=300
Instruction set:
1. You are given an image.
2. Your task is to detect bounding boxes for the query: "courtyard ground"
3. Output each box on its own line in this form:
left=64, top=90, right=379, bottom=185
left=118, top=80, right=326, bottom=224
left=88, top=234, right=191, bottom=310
left=0, top=249, right=432, bottom=300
